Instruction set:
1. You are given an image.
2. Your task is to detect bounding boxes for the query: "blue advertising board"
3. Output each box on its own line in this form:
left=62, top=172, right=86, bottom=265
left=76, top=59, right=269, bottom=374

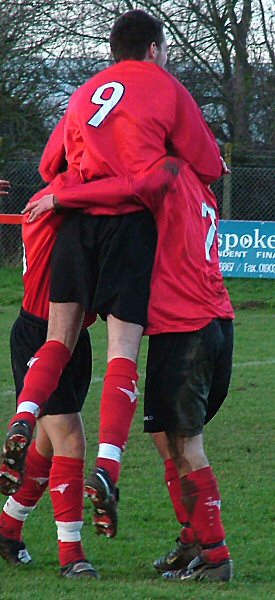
left=218, top=221, right=275, bottom=278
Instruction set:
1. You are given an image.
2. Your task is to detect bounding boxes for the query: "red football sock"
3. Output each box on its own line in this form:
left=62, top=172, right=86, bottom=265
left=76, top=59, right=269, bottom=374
left=180, top=466, right=230, bottom=561
left=49, top=456, right=86, bottom=567
left=13, top=441, right=51, bottom=506
left=96, top=457, right=122, bottom=484
left=202, top=543, right=231, bottom=564
left=96, top=358, right=138, bottom=484
left=9, top=412, right=36, bottom=430
left=179, top=524, right=196, bottom=545
left=0, top=511, right=22, bottom=541
left=9, top=341, right=71, bottom=430
left=0, top=441, right=51, bottom=541
left=164, top=458, right=195, bottom=544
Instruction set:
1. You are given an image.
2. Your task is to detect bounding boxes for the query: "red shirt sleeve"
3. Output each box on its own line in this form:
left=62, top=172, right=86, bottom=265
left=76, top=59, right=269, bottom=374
left=169, top=78, right=223, bottom=184
left=39, top=115, right=67, bottom=182
left=52, top=159, right=181, bottom=216
left=52, top=174, right=137, bottom=212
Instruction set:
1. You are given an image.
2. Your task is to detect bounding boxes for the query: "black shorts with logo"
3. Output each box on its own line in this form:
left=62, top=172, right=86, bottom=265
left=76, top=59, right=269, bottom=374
left=144, top=318, right=234, bottom=436
left=10, top=309, right=92, bottom=416
left=50, top=210, right=157, bottom=327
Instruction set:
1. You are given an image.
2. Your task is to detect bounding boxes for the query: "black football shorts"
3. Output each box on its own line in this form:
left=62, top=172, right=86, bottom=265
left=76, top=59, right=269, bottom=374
left=10, top=309, right=92, bottom=415
left=144, top=318, right=234, bottom=436
left=50, top=210, right=157, bottom=327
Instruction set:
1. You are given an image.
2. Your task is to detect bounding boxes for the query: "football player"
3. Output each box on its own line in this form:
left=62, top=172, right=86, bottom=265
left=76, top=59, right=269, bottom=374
left=0, top=9, right=233, bottom=583
left=0, top=115, right=177, bottom=579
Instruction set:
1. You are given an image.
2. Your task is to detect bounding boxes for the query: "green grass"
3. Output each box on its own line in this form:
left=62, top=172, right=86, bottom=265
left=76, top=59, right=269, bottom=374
left=0, top=270, right=275, bottom=599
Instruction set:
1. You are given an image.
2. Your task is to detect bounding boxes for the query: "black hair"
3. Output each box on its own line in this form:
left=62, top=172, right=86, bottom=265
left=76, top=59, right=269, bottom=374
left=110, top=9, right=164, bottom=62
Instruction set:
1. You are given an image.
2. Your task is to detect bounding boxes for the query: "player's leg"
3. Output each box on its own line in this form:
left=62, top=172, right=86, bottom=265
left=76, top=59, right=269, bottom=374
left=96, top=316, right=142, bottom=483
left=47, top=423, right=98, bottom=579
left=151, top=431, right=196, bottom=528
left=85, top=210, right=157, bottom=538
left=161, top=320, right=233, bottom=582
left=0, top=213, right=91, bottom=494
left=2, top=322, right=97, bottom=577
left=0, top=312, right=96, bottom=576
left=150, top=431, right=200, bottom=572
left=85, top=317, right=142, bottom=538
left=11, top=210, right=96, bottom=447
left=0, top=420, right=52, bottom=565
left=0, top=314, right=86, bottom=555
left=144, top=337, right=200, bottom=573
left=0, top=311, right=55, bottom=496
left=0, top=415, right=97, bottom=579
left=0, top=412, right=98, bottom=578
left=42, top=326, right=97, bottom=578
left=10, top=301, right=84, bottom=427
left=42, top=413, right=97, bottom=578
left=0, top=302, right=84, bottom=496
left=165, top=432, right=232, bottom=582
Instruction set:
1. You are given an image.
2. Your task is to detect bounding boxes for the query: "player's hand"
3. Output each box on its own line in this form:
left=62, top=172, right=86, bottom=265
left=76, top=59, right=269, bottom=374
left=0, top=180, right=11, bottom=195
left=22, top=194, right=57, bottom=222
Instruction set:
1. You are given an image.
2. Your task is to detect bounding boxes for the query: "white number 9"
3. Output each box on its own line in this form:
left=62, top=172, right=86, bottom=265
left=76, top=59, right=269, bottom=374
left=88, top=81, right=125, bottom=128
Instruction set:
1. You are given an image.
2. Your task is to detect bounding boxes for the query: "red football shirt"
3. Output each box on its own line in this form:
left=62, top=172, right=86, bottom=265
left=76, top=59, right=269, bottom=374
left=39, top=115, right=67, bottom=183
left=22, top=119, right=73, bottom=320
left=25, top=75, right=232, bottom=331
left=144, top=162, right=234, bottom=333
left=22, top=114, right=147, bottom=320
left=64, top=60, right=223, bottom=191
left=22, top=121, right=99, bottom=324
left=38, top=153, right=234, bottom=332
left=22, top=192, right=96, bottom=329
left=22, top=194, right=63, bottom=320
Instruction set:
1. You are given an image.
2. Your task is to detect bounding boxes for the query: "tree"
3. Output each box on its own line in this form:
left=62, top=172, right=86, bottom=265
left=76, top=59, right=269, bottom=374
left=0, top=0, right=106, bottom=161
left=0, top=0, right=273, bottom=163
left=54, top=0, right=272, bottom=157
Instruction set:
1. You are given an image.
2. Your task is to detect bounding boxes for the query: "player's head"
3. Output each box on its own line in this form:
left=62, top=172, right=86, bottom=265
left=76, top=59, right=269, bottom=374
left=110, top=9, right=167, bottom=67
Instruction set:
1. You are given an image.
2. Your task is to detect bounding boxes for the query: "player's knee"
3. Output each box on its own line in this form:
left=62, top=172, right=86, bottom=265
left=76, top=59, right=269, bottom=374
left=181, top=436, right=208, bottom=471
left=107, top=315, right=143, bottom=362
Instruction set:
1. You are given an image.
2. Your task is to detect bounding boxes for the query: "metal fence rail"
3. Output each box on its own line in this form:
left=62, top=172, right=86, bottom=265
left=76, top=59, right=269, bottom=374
left=0, top=160, right=274, bottom=266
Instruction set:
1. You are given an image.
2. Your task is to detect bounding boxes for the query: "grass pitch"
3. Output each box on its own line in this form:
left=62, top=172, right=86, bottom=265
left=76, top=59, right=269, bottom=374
left=0, top=269, right=274, bottom=600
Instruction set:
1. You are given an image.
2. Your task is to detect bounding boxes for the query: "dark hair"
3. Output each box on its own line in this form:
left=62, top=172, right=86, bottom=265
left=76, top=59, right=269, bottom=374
left=110, top=9, right=164, bottom=62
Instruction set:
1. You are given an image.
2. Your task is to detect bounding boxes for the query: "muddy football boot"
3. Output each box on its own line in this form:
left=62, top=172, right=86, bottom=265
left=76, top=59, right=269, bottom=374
left=85, top=467, right=119, bottom=538
left=162, top=554, right=233, bottom=582
left=0, top=420, right=32, bottom=495
left=61, top=560, right=99, bottom=579
left=0, top=533, right=32, bottom=565
left=154, top=538, right=201, bottom=572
